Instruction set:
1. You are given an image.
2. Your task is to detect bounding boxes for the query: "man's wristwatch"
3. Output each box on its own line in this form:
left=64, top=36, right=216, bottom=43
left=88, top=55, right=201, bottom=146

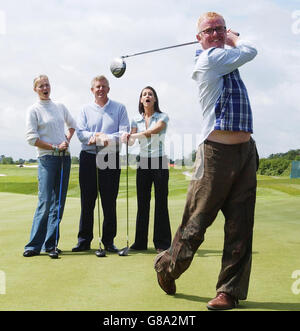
left=52, top=145, right=59, bottom=153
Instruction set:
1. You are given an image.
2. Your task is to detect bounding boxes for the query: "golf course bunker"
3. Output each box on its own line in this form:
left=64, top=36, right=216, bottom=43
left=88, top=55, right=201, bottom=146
left=0, top=174, right=7, bottom=176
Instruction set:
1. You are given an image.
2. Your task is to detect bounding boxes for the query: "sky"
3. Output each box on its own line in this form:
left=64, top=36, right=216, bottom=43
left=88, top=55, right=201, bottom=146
left=0, top=0, right=300, bottom=160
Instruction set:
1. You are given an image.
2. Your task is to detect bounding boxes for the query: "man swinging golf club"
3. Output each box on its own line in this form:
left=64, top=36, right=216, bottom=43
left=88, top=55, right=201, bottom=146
left=154, top=12, right=258, bottom=310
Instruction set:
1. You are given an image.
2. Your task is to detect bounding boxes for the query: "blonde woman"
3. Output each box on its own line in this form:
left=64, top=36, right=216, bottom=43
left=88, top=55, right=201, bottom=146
left=24, top=75, right=76, bottom=257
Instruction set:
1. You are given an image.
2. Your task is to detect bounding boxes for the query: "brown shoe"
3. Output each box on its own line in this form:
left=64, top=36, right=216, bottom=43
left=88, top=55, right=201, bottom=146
left=156, top=271, right=176, bottom=295
left=207, top=292, right=238, bottom=310
left=154, top=250, right=176, bottom=295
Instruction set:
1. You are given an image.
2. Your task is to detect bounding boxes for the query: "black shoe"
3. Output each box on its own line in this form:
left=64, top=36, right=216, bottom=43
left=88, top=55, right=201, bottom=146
left=130, top=244, right=147, bottom=251
left=23, top=250, right=39, bottom=257
left=46, top=248, right=62, bottom=254
left=72, top=244, right=91, bottom=252
left=104, top=244, right=119, bottom=253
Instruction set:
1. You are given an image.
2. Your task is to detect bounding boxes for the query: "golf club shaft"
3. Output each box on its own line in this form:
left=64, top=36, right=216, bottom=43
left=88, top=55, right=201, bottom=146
left=95, top=146, right=103, bottom=249
left=121, top=41, right=198, bottom=59
left=55, top=151, right=65, bottom=249
left=126, top=142, right=129, bottom=246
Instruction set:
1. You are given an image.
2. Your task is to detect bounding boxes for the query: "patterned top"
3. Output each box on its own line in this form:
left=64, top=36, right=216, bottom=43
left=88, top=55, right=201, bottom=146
left=192, top=40, right=257, bottom=144
left=214, top=69, right=253, bottom=133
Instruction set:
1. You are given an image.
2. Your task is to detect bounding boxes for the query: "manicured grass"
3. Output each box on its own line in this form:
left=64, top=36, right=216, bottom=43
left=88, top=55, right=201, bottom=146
left=0, top=165, right=299, bottom=311
left=0, top=164, right=192, bottom=198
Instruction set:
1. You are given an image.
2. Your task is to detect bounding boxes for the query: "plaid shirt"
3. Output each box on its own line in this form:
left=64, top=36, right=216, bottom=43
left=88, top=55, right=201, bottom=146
left=214, top=69, right=253, bottom=133
left=192, top=41, right=257, bottom=144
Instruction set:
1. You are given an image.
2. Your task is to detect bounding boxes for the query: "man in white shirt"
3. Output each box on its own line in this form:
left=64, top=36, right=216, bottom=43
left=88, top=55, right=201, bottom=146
left=154, top=12, right=258, bottom=310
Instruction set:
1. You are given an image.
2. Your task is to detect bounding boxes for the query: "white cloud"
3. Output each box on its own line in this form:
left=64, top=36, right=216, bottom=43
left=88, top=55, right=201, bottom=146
left=0, top=10, right=6, bottom=35
left=0, top=0, right=299, bottom=159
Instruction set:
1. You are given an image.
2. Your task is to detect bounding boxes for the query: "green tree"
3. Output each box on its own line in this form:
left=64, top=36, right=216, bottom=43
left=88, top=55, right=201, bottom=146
left=71, top=156, right=79, bottom=164
left=1, top=156, right=14, bottom=164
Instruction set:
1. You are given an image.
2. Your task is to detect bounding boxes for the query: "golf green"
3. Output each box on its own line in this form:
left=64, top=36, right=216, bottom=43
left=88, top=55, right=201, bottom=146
left=0, top=166, right=299, bottom=311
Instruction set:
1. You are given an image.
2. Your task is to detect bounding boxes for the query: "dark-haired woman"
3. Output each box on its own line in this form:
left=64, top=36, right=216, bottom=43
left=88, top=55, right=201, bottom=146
left=122, top=86, right=171, bottom=253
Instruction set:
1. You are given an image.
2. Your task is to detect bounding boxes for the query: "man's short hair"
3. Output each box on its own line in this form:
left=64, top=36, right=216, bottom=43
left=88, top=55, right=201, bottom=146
left=91, top=75, right=110, bottom=88
left=197, top=12, right=225, bottom=33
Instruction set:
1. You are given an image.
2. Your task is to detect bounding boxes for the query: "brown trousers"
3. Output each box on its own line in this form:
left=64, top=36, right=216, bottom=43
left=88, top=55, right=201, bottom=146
left=155, top=138, right=258, bottom=300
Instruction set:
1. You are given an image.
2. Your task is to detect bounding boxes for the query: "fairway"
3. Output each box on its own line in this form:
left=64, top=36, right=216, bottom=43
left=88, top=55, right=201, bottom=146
left=0, top=165, right=300, bottom=311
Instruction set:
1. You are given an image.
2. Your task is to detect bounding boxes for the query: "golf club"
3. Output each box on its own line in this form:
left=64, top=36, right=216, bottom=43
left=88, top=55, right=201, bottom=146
left=95, top=144, right=106, bottom=258
left=49, top=151, right=65, bottom=259
left=118, top=141, right=130, bottom=256
left=110, top=40, right=198, bottom=78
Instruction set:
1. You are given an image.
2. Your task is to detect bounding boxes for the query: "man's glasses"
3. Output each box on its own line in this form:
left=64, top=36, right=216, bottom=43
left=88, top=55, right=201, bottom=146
left=199, top=26, right=226, bottom=35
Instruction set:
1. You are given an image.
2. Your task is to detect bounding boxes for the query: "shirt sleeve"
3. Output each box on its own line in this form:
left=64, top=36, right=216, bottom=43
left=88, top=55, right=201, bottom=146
left=76, top=107, right=93, bottom=144
left=193, top=40, right=257, bottom=78
left=118, top=105, right=130, bottom=134
left=159, top=113, right=169, bottom=125
left=25, top=107, right=39, bottom=146
left=61, top=104, right=76, bottom=129
left=131, top=118, right=137, bottom=129
left=106, top=104, right=130, bottom=142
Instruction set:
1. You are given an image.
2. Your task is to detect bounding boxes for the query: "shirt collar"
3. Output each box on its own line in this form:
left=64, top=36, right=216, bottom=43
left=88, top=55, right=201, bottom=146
left=136, top=112, right=160, bottom=122
left=94, top=99, right=110, bottom=109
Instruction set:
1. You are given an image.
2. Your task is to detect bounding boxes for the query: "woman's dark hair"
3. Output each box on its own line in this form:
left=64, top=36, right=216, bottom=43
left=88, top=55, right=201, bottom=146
left=138, top=86, right=162, bottom=114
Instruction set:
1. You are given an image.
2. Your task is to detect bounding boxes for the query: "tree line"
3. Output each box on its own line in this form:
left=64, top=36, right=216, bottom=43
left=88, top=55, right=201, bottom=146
left=1, top=149, right=300, bottom=176
left=0, top=155, right=80, bottom=165
left=258, top=149, right=300, bottom=176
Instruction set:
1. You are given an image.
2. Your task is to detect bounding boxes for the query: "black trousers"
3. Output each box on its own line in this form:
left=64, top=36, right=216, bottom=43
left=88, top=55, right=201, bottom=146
left=77, top=151, right=120, bottom=247
left=132, top=157, right=171, bottom=250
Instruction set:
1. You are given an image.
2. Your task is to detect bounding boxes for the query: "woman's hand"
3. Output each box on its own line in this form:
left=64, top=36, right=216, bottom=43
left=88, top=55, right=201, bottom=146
left=58, top=140, right=69, bottom=151
left=121, top=132, right=131, bottom=143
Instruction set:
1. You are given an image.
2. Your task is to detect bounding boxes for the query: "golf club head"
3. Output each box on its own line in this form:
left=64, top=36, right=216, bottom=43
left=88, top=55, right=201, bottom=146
left=95, top=248, right=106, bottom=258
left=49, top=249, right=59, bottom=259
left=110, top=57, right=126, bottom=78
left=118, top=246, right=129, bottom=256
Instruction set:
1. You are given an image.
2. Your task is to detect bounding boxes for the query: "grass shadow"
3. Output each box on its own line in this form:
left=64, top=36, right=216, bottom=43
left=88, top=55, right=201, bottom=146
left=174, top=293, right=299, bottom=311
left=60, top=248, right=159, bottom=257
left=196, top=249, right=223, bottom=257
left=125, top=248, right=159, bottom=256
left=60, top=249, right=104, bottom=256
left=195, top=249, right=259, bottom=258
left=174, top=293, right=211, bottom=304
left=239, top=301, right=300, bottom=311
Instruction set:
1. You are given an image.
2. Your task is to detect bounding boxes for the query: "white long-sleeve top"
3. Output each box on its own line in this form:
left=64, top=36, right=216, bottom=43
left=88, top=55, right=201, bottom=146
left=26, top=99, right=76, bottom=157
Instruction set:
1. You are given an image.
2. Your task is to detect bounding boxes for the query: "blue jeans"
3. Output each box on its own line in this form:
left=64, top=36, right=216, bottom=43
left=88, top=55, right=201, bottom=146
left=24, top=155, right=71, bottom=252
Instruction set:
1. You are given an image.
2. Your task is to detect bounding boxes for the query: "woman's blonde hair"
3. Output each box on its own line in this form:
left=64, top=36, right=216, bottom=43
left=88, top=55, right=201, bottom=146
left=33, top=74, right=49, bottom=88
